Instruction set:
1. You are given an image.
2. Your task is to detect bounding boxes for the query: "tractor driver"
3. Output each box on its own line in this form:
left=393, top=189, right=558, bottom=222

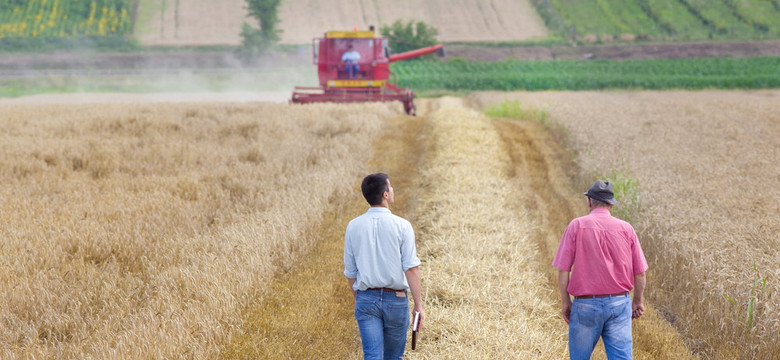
left=341, top=45, right=361, bottom=78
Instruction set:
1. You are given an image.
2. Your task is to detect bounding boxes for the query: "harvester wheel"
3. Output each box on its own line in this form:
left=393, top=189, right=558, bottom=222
left=404, top=91, right=416, bottom=116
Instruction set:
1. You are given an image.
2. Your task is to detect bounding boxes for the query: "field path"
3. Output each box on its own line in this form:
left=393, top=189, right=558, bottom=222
left=220, top=99, right=692, bottom=358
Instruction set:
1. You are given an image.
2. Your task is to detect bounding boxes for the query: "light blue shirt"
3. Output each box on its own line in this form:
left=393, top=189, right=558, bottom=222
left=344, top=207, right=421, bottom=291
left=341, top=50, right=361, bottom=63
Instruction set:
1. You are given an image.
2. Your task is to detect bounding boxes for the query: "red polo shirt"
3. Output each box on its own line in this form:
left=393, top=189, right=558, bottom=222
left=552, top=207, right=648, bottom=297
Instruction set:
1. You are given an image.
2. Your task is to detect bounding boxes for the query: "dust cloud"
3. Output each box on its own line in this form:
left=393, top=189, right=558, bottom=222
left=0, top=48, right=315, bottom=105
left=0, top=92, right=291, bottom=105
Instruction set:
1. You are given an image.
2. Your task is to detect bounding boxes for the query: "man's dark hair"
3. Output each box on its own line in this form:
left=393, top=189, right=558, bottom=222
left=361, top=173, right=389, bottom=205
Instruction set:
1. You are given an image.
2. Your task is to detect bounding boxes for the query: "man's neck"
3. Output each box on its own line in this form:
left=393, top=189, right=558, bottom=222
left=371, top=201, right=390, bottom=209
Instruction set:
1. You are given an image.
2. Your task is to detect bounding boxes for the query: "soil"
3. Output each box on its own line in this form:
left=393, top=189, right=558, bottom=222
left=444, top=40, right=780, bottom=61
left=1, top=41, right=778, bottom=73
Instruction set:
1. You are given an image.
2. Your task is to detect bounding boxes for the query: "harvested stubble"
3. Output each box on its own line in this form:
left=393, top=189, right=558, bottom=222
left=407, top=97, right=567, bottom=358
left=0, top=101, right=397, bottom=358
left=470, top=90, right=780, bottom=358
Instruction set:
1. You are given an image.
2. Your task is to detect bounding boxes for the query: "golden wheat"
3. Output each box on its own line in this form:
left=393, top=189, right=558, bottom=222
left=470, top=90, right=780, bottom=358
left=0, top=101, right=397, bottom=358
left=4, top=91, right=775, bottom=358
left=404, top=97, right=567, bottom=359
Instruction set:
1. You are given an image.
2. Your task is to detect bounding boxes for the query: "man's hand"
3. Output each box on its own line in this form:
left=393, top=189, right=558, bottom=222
left=413, top=308, right=425, bottom=331
left=632, top=272, right=646, bottom=320
left=561, top=300, right=572, bottom=324
left=632, top=301, right=645, bottom=319
left=405, top=267, right=424, bottom=330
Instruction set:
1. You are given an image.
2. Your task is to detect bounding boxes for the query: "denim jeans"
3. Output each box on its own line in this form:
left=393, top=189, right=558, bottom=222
left=345, top=63, right=359, bottom=78
left=355, top=289, right=410, bottom=360
left=569, top=294, right=632, bottom=360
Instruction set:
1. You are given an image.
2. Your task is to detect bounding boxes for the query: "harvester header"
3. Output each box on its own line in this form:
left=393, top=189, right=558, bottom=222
left=291, top=27, right=444, bottom=115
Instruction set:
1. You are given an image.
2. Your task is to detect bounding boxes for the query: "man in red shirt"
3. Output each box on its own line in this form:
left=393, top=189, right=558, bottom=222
left=552, top=180, right=648, bottom=359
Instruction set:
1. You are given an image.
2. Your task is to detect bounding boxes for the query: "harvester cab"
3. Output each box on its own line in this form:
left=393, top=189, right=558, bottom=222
left=291, top=27, right=444, bottom=115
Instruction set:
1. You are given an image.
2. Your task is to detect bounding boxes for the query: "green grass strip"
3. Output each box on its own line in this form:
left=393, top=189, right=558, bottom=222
left=393, top=57, right=780, bottom=91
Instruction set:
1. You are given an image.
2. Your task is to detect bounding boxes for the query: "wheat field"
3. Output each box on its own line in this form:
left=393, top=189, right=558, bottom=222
left=217, top=96, right=693, bottom=359
left=1, top=91, right=777, bottom=358
left=0, top=101, right=396, bottom=358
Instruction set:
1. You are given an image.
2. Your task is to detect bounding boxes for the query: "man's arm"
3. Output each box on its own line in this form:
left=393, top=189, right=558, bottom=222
left=632, top=272, right=646, bottom=319
left=405, top=266, right=424, bottom=330
left=558, top=270, right=572, bottom=324
left=347, top=277, right=356, bottom=298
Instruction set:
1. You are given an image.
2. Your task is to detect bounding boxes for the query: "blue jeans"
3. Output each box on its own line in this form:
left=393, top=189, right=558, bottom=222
left=355, top=289, right=409, bottom=360
left=345, top=63, right=359, bottom=78
left=569, top=294, right=632, bottom=360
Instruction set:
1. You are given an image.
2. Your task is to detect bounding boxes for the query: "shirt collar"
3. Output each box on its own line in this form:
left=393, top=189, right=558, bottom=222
left=590, top=207, right=611, bottom=216
left=367, top=206, right=391, bottom=214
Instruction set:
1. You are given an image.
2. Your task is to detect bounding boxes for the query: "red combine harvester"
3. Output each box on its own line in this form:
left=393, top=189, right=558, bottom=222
left=291, top=27, right=444, bottom=115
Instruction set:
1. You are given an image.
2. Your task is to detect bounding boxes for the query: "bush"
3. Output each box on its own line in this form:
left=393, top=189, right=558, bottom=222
left=380, top=19, right=439, bottom=54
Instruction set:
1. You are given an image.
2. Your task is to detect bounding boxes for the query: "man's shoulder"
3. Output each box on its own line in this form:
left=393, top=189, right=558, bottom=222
left=567, top=212, right=628, bottom=231
left=568, top=214, right=587, bottom=226
left=604, top=214, right=634, bottom=229
left=377, top=210, right=410, bottom=224
left=392, top=213, right=412, bottom=226
left=378, top=211, right=413, bottom=230
left=346, top=211, right=370, bottom=227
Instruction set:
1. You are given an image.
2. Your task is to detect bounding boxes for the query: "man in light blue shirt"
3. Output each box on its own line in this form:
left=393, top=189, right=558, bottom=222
left=344, top=173, right=424, bottom=359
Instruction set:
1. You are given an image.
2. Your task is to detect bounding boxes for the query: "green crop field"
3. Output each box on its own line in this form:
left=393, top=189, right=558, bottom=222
left=533, top=0, right=780, bottom=41
left=0, top=0, right=132, bottom=40
left=394, top=56, right=780, bottom=91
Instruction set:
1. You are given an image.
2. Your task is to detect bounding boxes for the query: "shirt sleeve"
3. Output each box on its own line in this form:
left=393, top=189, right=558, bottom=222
left=343, top=223, right=358, bottom=279
left=552, top=220, right=577, bottom=271
left=400, top=220, right=421, bottom=272
left=629, top=227, right=649, bottom=274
